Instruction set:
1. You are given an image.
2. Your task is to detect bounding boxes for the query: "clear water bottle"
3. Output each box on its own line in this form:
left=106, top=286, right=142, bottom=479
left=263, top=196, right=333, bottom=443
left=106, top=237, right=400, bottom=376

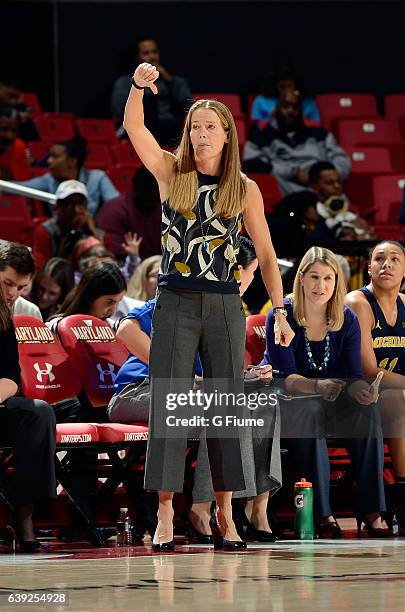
left=116, top=507, right=131, bottom=546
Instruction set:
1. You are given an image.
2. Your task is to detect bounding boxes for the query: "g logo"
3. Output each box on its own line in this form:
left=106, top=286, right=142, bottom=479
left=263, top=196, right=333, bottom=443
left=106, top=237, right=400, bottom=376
left=294, top=494, right=304, bottom=509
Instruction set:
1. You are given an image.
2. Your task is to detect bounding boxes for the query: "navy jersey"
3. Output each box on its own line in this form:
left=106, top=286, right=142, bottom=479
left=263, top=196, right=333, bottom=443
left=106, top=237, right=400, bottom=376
left=360, top=287, right=405, bottom=375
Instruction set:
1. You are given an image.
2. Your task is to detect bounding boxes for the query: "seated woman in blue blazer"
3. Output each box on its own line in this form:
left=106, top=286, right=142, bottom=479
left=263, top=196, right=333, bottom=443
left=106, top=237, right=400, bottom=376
left=262, top=245, right=389, bottom=537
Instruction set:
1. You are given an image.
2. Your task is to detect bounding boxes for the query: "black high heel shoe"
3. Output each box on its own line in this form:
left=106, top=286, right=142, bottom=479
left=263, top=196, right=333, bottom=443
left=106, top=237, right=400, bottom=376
left=186, top=520, right=213, bottom=545
left=316, top=519, right=343, bottom=539
left=209, top=513, right=247, bottom=551
left=152, top=539, right=175, bottom=552
left=356, top=516, right=392, bottom=538
left=240, top=513, right=278, bottom=543
left=151, top=520, right=175, bottom=551
left=19, top=539, right=43, bottom=553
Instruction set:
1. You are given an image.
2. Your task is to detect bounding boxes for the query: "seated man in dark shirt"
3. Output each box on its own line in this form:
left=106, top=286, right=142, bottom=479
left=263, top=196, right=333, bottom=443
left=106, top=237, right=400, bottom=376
left=111, top=37, right=192, bottom=146
left=243, top=90, right=351, bottom=196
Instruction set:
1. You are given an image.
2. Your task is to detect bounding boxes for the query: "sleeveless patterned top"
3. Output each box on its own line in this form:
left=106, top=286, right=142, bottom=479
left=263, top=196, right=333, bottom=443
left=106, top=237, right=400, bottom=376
left=158, top=172, right=242, bottom=294
left=359, top=286, right=405, bottom=375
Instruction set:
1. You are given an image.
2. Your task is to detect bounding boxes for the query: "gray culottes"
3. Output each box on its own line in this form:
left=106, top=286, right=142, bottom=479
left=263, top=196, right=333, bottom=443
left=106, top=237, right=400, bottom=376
left=144, top=288, right=247, bottom=493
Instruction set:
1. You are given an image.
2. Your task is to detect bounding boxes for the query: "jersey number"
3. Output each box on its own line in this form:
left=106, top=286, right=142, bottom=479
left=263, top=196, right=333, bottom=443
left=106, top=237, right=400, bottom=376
left=378, top=357, right=399, bottom=372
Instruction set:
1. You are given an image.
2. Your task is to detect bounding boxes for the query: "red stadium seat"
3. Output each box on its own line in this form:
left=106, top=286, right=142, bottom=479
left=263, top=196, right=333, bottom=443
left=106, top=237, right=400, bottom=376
left=247, top=173, right=281, bottom=213
left=35, top=116, right=75, bottom=141
left=235, top=117, right=246, bottom=145
left=338, top=119, right=401, bottom=148
left=42, top=112, right=75, bottom=122
left=372, top=224, right=404, bottom=241
left=96, top=423, right=148, bottom=444
left=56, top=423, right=99, bottom=445
left=14, top=315, right=82, bottom=404
left=317, top=93, right=379, bottom=131
left=384, top=94, right=405, bottom=119
left=372, top=174, right=405, bottom=224
left=55, top=315, right=129, bottom=408
left=343, top=148, right=394, bottom=218
left=0, top=194, right=34, bottom=244
left=76, top=119, right=118, bottom=145
left=107, top=165, right=136, bottom=192
left=111, top=141, right=142, bottom=166
left=23, top=92, right=42, bottom=117
left=386, top=143, right=405, bottom=172
left=244, top=314, right=266, bottom=369
left=28, top=141, right=52, bottom=164
left=84, top=143, right=113, bottom=169
left=193, top=93, right=244, bottom=118
left=345, top=147, right=393, bottom=174
left=398, top=118, right=405, bottom=140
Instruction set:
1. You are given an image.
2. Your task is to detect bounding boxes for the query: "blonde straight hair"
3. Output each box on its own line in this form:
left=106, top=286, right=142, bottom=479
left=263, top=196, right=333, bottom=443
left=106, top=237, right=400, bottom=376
left=127, top=255, right=162, bottom=301
left=168, top=99, right=247, bottom=219
left=290, top=247, right=346, bottom=332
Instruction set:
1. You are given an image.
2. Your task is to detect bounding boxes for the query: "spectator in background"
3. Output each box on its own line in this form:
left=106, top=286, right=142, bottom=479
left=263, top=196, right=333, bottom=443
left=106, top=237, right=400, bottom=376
left=251, top=66, right=320, bottom=125
left=47, top=261, right=126, bottom=331
left=32, top=180, right=112, bottom=269
left=96, top=166, right=162, bottom=260
left=243, top=90, right=350, bottom=196
left=309, top=162, right=377, bottom=240
left=19, top=136, right=118, bottom=216
left=111, top=37, right=192, bottom=145
left=29, top=257, right=74, bottom=321
left=127, top=255, right=161, bottom=302
left=0, top=106, right=30, bottom=180
left=0, top=80, right=40, bottom=142
left=72, top=243, right=144, bottom=323
left=0, top=241, right=42, bottom=320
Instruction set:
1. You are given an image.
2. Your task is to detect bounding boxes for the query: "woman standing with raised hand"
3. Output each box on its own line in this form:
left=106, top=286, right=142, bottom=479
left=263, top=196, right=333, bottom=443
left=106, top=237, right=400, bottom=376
left=123, top=62, right=293, bottom=551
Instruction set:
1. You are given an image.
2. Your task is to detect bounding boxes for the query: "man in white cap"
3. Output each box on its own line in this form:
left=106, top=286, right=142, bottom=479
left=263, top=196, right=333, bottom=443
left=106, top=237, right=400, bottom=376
left=32, top=180, right=105, bottom=269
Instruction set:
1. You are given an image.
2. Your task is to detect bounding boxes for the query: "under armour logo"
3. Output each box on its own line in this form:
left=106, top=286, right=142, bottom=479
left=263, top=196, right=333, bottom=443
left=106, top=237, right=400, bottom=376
left=34, top=362, right=55, bottom=383
left=96, top=363, right=116, bottom=383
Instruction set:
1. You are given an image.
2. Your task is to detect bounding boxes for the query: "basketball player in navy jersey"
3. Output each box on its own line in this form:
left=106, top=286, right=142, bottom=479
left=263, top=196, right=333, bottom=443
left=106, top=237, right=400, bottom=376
left=345, top=240, right=405, bottom=529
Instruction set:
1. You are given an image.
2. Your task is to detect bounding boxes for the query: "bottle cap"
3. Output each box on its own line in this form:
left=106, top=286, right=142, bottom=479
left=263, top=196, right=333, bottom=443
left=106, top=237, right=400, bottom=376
left=294, top=477, right=312, bottom=488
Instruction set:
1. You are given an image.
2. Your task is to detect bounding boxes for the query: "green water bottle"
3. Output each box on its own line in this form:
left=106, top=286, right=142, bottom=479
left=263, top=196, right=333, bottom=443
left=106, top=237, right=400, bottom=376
left=294, top=478, right=314, bottom=540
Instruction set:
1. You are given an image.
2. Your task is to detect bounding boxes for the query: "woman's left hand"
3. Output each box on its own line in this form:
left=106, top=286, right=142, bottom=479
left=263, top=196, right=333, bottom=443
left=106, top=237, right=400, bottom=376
left=352, top=371, right=384, bottom=406
left=274, top=314, right=295, bottom=347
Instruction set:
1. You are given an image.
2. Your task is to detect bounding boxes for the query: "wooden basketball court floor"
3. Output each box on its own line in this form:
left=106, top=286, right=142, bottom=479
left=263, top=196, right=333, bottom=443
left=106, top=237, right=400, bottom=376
left=1, top=530, right=405, bottom=611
